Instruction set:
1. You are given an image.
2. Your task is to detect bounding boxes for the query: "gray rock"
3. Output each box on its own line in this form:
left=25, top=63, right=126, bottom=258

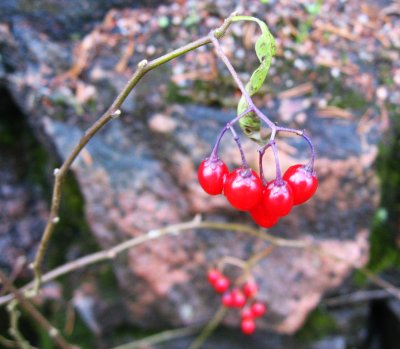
left=0, top=88, right=48, bottom=275
left=310, top=336, right=346, bottom=349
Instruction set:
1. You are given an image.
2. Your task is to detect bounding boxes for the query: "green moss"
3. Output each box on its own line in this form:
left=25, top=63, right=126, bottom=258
left=165, top=81, right=193, bottom=104
left=367, top=105, right=400, bottom=273
left=295, top=307, right=337, bottom=342
left=329, top=81, right=367, bottom=110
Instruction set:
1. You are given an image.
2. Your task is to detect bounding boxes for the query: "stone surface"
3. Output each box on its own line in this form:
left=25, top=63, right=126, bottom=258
left=0, top=88, right=48, bottom=276
left=0, top=0, right=397, bottom=341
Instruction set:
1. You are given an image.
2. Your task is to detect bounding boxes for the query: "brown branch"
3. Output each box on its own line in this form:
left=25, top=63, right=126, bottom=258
left=324, top=289, right=392, bottom=307
left=111, top=325, right=200, bottom=349
left=7, top=300, right=34, bottom=349
left=0, top=334, right=28, bottom=349
left=0, top=217, right=309, bottom=306
left=2, top=219, right=400, bottom=309
left=358, top=267, right=400, bottom=300
left=30, top=12, right=239, bottom=292
left=0, top=270, right=76, bottom=349
left=188, top=307, right=227, bottom=349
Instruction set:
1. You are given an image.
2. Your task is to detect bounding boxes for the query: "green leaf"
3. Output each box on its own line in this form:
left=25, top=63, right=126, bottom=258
left=246, top=64, right=268, bottom=94
left=231, top=16, right=276, bottom=142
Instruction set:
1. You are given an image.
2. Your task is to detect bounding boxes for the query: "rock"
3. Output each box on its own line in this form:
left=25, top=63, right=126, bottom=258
left=0, top=0, right=165, bottom=40
left=0, top=0, right=391, bottom=340
left=0, top=88, right=48, bottom=276
left=310, top=336, right=346, bottom=349
left=148, top=113, right=177, bottom=134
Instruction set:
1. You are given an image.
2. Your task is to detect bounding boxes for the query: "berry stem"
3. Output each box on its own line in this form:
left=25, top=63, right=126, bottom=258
left=209, top=33, right=276, bottom=130
left=210, top=107, right=253, bottom=160
left=258, top=145, right=270, bottom=186
left=189, top=307, right=227, bottom=349
left=217, top=256, right=247, bottom=271
left=229, top=126, right=249, bottom=171
left=276, top=127, right=316, bottom=171
left=210, top=127, right=229, bottom=161
left=300, top=132, right=316, bottom=171
left=258, top=140, right=282, bottom=185
left=270, top=141, right=283, bottom=184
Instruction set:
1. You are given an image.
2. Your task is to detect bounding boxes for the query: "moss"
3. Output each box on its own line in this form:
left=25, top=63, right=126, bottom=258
left=353, top=104, right=400, bottom=285
left=367, top=105, right=400, bottom=273
left=165, top=81, right=193, bottom=104
left=295, top=307, right=337, bottom=342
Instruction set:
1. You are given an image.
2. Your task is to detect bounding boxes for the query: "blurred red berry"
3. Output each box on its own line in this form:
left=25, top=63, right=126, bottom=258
left=221, top=291, right=234, bottom=307
left=207, top=269, right=221, bottom=285
left=241, top=307, right=254, bottom=320
left=231, top=288, right=246, bottom=308
left=241, top=318, right=256, bottom=335
left=242, top=281, right=258, bottom=298
left=213, top=276, right=230, bottom=293
left=251, top=302, right=267, bottom=318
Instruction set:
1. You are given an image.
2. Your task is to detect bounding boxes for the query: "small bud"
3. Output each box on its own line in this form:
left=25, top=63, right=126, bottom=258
left=53, top=168, right=60, bottom=176
left=148, top=230, right=161, bottom=238
left=107, top=250, right=116, bottom=259
left=49, top=327, right=59, bottom=337
left=52, top=216, right=60, bottom=224
left=138, top=59, right=148, bottom=69
left=193, top=214, right=202, bottom=224
left=111, top=109, right=121, bottom=118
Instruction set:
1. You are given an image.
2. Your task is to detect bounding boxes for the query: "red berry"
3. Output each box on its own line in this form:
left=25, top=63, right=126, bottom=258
left=251, top=302, right=267, bottom=318
left=241, top=307, right=254, bottom=320
left=241, top=318, right=256, bottom=335
left=263, top=179, right=293, bottom=216
left=231, top=288, right=246, bottom=308
left=198, top=158, right=229, bottom=195
left=242, top=281, right=258, bottom=299
left=283, top=164, right=318, bottom=205
left=224, top=168, right=263, bottom=211
left=213, top=276, right=230, bottom=293
left=207, top=269, right=221, bottom=285
left=249, top=200, right=279, bottom=228
left=221, top=292, right=234, bottom=307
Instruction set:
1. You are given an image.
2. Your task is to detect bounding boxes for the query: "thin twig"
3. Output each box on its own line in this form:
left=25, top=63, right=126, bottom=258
left=8, top=300, right=31, bottom=349
left=111, top=325, right=200, bottom=349
left=188, top=307, right=227, bottom=349
left=0, top=334, right=29, bottom=349
left=0, top=270, right=76, bottom=349
left=0, top=219, right=309, bottom=306
left=358, top=267, right=400, bottom=300
left=324, top=289, right=392, bottom=307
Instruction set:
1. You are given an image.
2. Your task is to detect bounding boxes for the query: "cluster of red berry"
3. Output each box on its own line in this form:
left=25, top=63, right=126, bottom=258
left=207, top=269, right=267, bottom=335
left=198, top=157, right=318, bottom=228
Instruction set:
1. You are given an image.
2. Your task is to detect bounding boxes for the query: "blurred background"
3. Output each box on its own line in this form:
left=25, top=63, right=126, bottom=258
left=0, top=0, right=399, bottom=348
